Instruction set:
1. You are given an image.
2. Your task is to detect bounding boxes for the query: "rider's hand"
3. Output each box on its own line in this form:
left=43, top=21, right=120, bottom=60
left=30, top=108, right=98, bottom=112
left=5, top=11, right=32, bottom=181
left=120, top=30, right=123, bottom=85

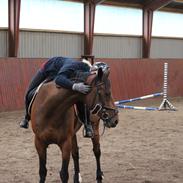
left=72, top=83, right=91, bottom=94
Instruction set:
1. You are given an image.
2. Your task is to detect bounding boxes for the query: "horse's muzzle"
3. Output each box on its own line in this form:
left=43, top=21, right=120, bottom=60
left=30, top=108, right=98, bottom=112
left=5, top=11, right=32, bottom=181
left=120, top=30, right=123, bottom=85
left=100, top=107, right=118, bottom=128
left=111, top=119, right=118, bottom=127
left=104, top=119, right=118, bottom=128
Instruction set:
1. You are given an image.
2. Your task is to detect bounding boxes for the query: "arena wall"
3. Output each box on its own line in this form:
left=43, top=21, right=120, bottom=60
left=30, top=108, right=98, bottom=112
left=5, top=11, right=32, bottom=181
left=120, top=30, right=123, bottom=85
left=0, top=58, right=183, bottom=111
left=0, top=58, right=45, bottom=111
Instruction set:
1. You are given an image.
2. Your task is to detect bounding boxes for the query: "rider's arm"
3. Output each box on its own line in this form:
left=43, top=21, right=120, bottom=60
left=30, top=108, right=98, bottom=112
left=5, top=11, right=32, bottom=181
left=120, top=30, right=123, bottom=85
left=55, top=67, right=74, bottom=89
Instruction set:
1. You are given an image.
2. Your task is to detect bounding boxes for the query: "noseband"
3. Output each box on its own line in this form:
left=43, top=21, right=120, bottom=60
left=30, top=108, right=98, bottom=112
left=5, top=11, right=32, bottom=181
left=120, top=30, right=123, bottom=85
left=90, top=82, right=118, bottom=121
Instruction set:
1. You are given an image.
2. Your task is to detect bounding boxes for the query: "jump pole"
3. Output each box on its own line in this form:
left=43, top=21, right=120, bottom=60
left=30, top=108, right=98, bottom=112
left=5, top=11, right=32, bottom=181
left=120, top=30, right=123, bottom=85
left=115, top=92, right=163, bottom=105
left=115, top=62, right=176, bottom=111
left=116, top=105, right=159, bottom=111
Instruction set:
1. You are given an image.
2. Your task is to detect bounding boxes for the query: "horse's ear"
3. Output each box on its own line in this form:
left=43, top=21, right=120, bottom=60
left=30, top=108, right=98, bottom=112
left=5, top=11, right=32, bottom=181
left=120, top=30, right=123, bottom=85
left=97, top=67, right=103, bottom=81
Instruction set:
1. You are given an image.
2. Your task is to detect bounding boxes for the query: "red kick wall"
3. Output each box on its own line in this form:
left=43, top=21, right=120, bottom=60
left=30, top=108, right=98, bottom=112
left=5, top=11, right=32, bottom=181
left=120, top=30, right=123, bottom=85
left=97, top=59, right=183, bottom=101
left=0, top=58, right=46, bottom=111
left=0, top=58, right=183, bottom=111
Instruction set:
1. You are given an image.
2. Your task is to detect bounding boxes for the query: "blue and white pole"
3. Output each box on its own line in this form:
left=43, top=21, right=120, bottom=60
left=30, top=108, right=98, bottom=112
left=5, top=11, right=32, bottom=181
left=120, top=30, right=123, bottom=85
left=115, top=62, right=176, bottom=111
left=115, top=92, right=163, bottom=105
left=116, top=105, right=159, bottom=111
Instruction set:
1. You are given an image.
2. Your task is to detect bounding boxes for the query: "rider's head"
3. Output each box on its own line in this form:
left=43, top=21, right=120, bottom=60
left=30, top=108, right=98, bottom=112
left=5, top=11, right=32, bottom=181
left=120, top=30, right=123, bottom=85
left=91, top=62, right=109, bottom=72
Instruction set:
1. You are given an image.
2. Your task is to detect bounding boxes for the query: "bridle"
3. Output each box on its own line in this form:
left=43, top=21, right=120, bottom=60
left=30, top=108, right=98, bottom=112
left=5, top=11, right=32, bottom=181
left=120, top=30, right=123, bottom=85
left=89, top=81, right=118, bottom=123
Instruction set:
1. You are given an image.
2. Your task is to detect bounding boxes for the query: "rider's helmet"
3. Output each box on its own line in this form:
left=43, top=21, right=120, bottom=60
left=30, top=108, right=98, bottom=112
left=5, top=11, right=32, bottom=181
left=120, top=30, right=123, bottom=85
left=91, top=62, right=109, bottom=72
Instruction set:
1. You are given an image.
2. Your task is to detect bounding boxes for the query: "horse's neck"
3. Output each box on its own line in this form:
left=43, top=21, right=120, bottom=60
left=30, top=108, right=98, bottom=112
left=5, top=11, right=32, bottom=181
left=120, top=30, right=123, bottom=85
left=58, top=90, right=81, bottom=108
left=45, top=83, right=82, bottom=111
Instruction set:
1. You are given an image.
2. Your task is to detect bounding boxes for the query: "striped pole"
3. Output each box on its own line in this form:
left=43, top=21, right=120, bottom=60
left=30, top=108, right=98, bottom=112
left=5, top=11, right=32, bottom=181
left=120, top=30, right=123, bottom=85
left=159, top=62, right=176, bottom=110
left=115, top=92, right=163, bottom=105
left=116, top=105, right=159, bottom=111
left=163, top=62, right=168, bottom=100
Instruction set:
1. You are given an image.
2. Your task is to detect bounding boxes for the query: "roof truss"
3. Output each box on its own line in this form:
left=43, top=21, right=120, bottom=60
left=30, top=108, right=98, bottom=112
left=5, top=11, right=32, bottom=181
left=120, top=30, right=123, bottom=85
left=143, top=0, right=173, bottom=11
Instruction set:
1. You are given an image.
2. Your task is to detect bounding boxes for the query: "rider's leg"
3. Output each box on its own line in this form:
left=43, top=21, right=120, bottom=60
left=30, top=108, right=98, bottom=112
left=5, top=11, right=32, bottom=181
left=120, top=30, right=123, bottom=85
left=19, top=94, right=31, bottom=128
left=76, top=102, right=93, bottom=138
left=20, top=70, right=46, bottom=128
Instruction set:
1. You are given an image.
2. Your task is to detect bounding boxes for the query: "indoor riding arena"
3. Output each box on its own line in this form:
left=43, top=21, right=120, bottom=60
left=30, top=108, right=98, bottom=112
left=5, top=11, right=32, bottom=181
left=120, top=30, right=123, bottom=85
left=0, top=1, right=183, bottom=183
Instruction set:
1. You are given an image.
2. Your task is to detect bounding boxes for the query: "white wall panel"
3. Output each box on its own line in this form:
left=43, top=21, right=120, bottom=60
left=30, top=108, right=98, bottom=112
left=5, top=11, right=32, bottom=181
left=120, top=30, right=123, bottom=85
left=151, top=38, right=183, bottom=58
left=1, top=30, right=183, bottom=59
left=0, top=30, right=7, bottom=57
left=18, top=31, right=84, bottom=58
left=93, top=35, right=142, bottom=58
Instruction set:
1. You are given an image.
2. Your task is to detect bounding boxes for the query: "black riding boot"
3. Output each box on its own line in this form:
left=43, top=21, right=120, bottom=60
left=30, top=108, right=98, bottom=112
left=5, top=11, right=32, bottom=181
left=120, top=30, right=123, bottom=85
left=77, top=103, right=93, bottom=138
left=20, top=113, right=30, bottom=129
left=84, top=105, right=93, bottom=138
left=20, top=93, right=31, bottom=129
left=84, top=123, right=93, bottom=138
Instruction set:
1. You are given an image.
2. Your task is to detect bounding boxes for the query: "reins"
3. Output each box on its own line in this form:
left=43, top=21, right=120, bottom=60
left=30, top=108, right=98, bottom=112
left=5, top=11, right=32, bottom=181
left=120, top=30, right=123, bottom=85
left=88, top=76, right=117, bottom=136
left=89, top=81, right=117, bottom=117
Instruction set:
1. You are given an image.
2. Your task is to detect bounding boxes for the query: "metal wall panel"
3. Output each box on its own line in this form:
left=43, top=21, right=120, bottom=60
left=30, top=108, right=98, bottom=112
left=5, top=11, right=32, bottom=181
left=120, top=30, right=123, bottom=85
left=18, top=31, right=84, bottom=58
left=93, top=35, right=142, bottom=58
left=151, top=38, right=183, bottom=58
left=1, top=30, right=183, bottom=58
left=0, top=30, right=8, bottom=57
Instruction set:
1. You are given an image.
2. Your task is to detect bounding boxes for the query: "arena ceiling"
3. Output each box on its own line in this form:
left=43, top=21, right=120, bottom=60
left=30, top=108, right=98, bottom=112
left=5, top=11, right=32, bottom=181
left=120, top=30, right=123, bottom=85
left=69, top=0, right=183, bottom=13
left=105, top=0, right=183, bottom=12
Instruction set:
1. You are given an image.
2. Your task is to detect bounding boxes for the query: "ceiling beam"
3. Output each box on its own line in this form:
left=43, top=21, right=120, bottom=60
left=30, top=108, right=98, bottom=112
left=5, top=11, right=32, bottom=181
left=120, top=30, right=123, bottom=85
left=144, top=0, right=173, bottom=11
left=83, top=0, right=106, bottom=5
left=83, top=1, right=96, bottom=63
left=8, top=0, right=21, bottom=57
left=142, top=0, right=173, bottom=58
left=93, top=0, right=106, bottom=5
left=142, top=9, right=153, bottom=58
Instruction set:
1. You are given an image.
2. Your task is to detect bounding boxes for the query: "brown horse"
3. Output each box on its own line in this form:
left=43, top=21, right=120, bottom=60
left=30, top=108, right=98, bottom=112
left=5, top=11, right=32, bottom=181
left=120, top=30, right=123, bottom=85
left=31, top=67, right=118, bottom=183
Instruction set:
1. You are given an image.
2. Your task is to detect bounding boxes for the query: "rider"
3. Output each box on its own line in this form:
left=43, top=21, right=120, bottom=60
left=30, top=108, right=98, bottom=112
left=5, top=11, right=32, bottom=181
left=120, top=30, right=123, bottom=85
left=20, top=56, right=94, bottom=138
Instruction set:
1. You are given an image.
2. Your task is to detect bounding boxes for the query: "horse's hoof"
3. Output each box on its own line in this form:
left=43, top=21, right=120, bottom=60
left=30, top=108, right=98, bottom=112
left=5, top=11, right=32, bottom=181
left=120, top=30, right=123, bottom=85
left=96, top=176, right=104, bottom=182
left=96, top=171, right=104, bottom=182
left=74, top=173, right=82, bottom=183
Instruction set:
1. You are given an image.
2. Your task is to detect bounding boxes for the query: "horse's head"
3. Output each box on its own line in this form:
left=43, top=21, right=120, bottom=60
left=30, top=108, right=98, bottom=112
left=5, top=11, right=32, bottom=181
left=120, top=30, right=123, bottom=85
left=85, top=64, right=119, bottom=128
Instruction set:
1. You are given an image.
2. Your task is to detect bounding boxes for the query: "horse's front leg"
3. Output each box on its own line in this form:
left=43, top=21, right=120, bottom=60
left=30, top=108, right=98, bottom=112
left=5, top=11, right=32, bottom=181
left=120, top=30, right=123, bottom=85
left=92, top=122, right=104, bottom=183
left=72, top=134, right=82, bottom=183
left=35, top=137, right=48, bottom=183
left=59, top=137, right=72, bottom=183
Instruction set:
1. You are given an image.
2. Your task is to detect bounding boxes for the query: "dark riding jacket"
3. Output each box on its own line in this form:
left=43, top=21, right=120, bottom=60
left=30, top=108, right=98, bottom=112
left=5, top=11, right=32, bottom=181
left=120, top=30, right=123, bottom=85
left=40, top=57, right=90, bottom=89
